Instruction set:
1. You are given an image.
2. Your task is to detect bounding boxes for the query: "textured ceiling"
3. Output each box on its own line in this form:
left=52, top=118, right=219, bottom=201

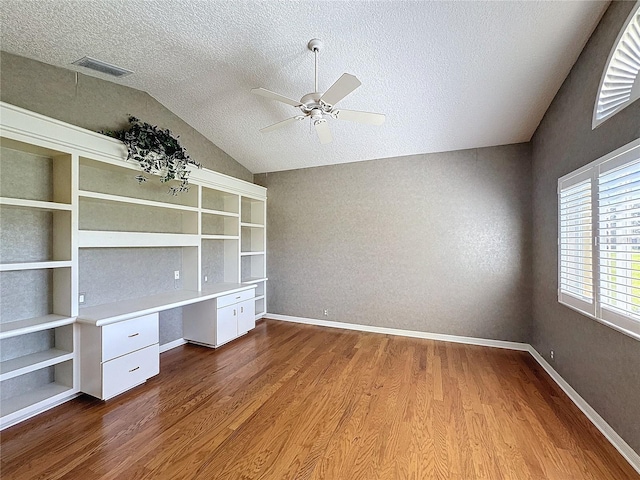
left=1, top=1, right=609, bottom=173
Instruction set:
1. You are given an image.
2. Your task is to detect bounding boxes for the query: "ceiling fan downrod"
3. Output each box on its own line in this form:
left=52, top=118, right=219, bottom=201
left=308, top=38, right=323, bottom=94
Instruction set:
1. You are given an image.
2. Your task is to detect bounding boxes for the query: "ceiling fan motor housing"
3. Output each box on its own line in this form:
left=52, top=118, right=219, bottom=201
left=300, top=92, right=331, bottom=115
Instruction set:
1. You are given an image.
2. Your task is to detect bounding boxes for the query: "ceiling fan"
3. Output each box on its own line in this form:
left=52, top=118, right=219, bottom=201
left=252, top=39, right=385, bottom=144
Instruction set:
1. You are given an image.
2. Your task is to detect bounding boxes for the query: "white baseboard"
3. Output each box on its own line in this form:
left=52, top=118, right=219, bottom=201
left=266, top=313, right=530, bottom=351
left=526, top=346, right=640, bottom=474
left=266, top=313, right=640, bottom=474
left=0, top=392, right=81, bottom=431
left=159, top=338, right=187, bottom=353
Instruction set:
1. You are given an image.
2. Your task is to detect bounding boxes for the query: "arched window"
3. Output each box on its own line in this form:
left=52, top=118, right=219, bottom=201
left=593, top=2, right=640, bottom=129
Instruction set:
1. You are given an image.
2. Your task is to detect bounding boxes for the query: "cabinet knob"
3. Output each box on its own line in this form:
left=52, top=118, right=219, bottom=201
left=233, top=309, right=237, bottom=316
left=129, top=366, right=140, bottom=372
left=128, top=333, right=139, bottom=338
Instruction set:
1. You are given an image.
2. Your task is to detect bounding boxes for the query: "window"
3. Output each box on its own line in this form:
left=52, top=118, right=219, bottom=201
left=592, top=2, right=640, bottom=129
left=558, top=138, right=640, bottom=340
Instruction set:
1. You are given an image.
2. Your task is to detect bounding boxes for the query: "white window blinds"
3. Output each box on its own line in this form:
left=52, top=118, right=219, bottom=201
left=558, top=138, right=640, bottom=341
left=559, top=179, right=593, bottom=303
left=598, top=160, right=640, bottom=320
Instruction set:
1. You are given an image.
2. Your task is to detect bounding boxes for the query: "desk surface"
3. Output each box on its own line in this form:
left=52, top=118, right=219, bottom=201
left=77, top=283, right=256, bottom=326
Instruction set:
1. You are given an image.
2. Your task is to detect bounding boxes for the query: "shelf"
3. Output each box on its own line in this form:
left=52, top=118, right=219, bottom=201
left=0, top=382, right=74, bottom=418
left=240, top=222, right=264, bottom=228
left=79, top=190, right=199, bottom=212
left=254, top=295, right=265, bottom=301
left=0, top=197, right=72, bottom=211
left=240, top=251, right=265, bottom=256
left=0, top=349, right=73, bottom=382
left=201, top=235, right=239, bottom=240
left=202, top=208, right=239, bottom=218
left=79, top=231, right=200, bottom=248
left=0, top=315, right=75, bottom=340
left=0, top=261, right=72, bottom=272
left=242, top=277, right=268, bottom=284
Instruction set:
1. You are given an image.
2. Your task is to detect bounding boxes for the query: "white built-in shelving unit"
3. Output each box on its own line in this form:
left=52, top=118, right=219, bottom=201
left=0, top=102, right=267, bottom=428
left=240, top=196, right=267, bottom=317
left=0, top=135, right=78, bottom=427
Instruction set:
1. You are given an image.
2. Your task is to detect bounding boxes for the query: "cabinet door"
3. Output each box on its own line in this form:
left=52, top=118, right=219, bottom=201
left=237, top=299, right=255, bottom=334
left=216, top=304, right=238, bottom=346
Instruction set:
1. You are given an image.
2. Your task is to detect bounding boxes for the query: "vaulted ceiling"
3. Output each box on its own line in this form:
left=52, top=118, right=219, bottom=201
left=1, top=1, right=609, bottom=173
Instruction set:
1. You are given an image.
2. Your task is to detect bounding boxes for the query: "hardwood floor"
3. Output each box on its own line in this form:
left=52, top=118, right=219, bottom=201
left=1, top=320, right=637, bottom=479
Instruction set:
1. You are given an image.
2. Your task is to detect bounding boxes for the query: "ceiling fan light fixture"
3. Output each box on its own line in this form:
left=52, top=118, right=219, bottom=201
left=252, top=38, right=385, bottom=144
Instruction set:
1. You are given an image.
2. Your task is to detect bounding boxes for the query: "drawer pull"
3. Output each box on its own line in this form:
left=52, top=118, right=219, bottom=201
left=128, top=333, right=139, bottom=338
left=233, top=309, right=237, bottom=316
left=129, top=366, right=140, bottom=372
left=236, top=296, right=241, bottom=299
left=241, top=306, right=244, bottom=313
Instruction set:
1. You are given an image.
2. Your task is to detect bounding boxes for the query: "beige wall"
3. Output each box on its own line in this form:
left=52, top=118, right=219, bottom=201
left=256, top=142, right=532, bottom=342
left=531, top=1, right=640, bottom=453
left=0, top=51, right=252, bottom=182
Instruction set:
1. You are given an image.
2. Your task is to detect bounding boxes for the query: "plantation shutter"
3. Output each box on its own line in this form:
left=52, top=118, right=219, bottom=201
left=559, top=174, right=594, bottom=315
left=598, top=152, right=640, bottom=336
left=558, top=138, right=640, bottom=340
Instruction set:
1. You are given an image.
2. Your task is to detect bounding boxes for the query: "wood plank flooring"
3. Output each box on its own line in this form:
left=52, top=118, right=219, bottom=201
left=1, top=320, right=637, bottom=479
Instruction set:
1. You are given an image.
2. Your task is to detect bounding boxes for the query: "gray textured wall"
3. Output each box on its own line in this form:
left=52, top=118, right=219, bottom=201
left=531, top=1, right=640, bottom=453
left=0, top=51, right=252, bottom=182
left=256, top=143, right=532, bottom=342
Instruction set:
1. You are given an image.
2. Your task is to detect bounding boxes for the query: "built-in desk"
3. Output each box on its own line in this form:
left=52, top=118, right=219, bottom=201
left=78, top=283, right=256, bottom=400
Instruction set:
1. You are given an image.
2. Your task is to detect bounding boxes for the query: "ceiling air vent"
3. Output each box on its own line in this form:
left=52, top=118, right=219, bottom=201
left=71, top=56, right=133, bottom=77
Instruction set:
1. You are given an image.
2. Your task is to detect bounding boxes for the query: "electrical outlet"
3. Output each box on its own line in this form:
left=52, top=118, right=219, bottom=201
left=550, top=350, right=555, bottom=360
left=323, top=309, right=328, bottom=316
left=174, top=270, right=180, bottom=280
left=79, top=292, right=86, bottom=304
left=204, top=275, right=208, bottom=283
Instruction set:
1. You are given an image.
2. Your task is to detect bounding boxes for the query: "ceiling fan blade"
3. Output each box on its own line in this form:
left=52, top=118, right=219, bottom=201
left=252, top=88, right=302, bottom=107
left=260, top=116, right=305, bottom=133
left=314, top=119, right=332, bottom=144
left=333, top=109, right=385, bottom=126
left=320, top=73, right=361, bottom=107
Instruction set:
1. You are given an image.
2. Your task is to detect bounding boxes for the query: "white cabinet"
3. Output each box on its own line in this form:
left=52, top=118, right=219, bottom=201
left=183, top=288, right=255, bottom=348
left=80, top=313, right=159, bottom=400
left=216, top=304, right=239, bottom=345
left=237, top=300, right=256, bottom=334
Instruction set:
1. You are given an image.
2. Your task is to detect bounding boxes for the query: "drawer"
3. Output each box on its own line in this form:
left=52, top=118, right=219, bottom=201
left=217, top=289, right=254, bottom=309
left=102, top=344, right=159, bottom=400
left=102, top=313, right=159, bottom=362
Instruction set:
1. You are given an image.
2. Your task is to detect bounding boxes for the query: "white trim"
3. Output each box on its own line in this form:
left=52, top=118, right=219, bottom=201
left=266, top=314, right=530, bottom=351
left=266, top=313, right=640, bottom=474
left=159, top=338, right=187, bottom=353
left=527, top=347, right=640, bottom=474
left=0, top=391, right=81, bottom=431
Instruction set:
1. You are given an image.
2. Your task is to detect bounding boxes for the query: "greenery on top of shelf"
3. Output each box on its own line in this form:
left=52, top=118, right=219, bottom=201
left=102, top=117, right=201, bottom=195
